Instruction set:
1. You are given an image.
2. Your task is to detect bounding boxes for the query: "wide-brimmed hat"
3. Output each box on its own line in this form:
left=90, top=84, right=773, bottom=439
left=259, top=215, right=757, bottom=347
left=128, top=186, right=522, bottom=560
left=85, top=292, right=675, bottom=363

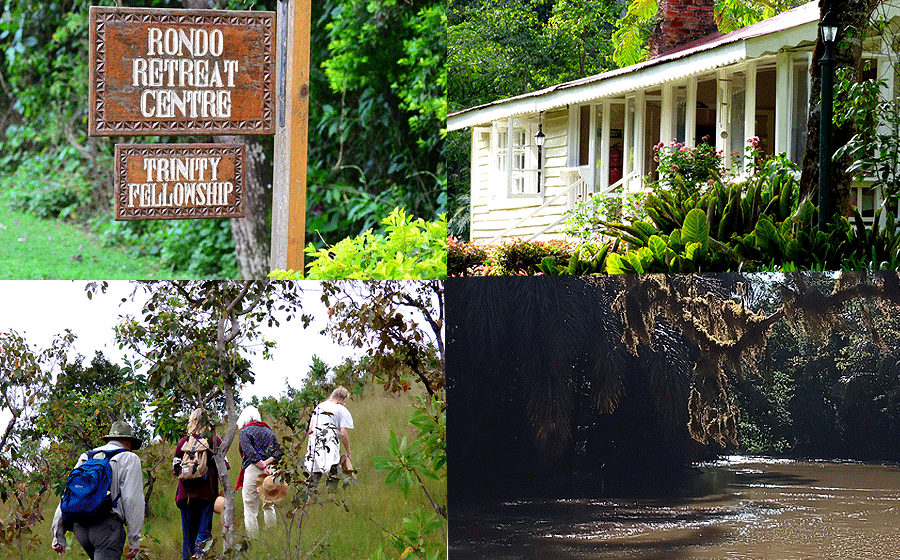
left=102, top=421, right=143, bottom=449
left=256, top=473, right=289, bottom=503
left=214, top=496, right=225, bottom=515
left=340, top=454, right=355, bottom=477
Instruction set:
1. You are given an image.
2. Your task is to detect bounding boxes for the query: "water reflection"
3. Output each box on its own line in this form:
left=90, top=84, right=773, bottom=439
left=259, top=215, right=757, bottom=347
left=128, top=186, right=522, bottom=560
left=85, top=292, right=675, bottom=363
left=449, top=457, right=900, bottom=559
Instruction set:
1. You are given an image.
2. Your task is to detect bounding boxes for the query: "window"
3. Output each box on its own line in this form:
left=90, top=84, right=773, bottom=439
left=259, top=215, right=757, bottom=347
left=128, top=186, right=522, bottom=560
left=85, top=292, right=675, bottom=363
left=493, top=118, right=542, bottom=197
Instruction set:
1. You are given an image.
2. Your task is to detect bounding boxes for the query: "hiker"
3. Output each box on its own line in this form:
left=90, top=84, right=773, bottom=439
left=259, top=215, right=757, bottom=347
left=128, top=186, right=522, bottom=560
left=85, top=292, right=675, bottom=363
left=173, top=408, right=227, bottom=560
left=304, top=387, right=354, bottom=496
left=50, top=420, right=145, bottom=559
left=235, top=405, right=282, bottom=538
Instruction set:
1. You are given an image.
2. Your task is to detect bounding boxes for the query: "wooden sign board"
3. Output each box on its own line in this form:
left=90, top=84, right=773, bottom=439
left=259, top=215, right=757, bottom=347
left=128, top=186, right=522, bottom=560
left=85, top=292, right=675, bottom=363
left=114, top=143, right=245, bottom=221
left=89, top=6, right=275, bottom=136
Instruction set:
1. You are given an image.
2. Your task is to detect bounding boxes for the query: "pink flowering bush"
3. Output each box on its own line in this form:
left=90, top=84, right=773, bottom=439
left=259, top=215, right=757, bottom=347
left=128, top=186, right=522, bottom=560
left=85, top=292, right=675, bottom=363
left=652, top=137, right=724, bottom=192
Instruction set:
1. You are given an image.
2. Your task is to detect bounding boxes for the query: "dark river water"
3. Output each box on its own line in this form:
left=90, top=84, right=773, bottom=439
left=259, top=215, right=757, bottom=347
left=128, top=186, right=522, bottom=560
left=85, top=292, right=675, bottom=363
left=449, top=457, right=900, bottom=559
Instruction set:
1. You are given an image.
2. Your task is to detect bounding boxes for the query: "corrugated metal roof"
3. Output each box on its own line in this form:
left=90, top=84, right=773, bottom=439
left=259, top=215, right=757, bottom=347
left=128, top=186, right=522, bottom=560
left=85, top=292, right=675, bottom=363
left=449, top=1, right=820, bottom=131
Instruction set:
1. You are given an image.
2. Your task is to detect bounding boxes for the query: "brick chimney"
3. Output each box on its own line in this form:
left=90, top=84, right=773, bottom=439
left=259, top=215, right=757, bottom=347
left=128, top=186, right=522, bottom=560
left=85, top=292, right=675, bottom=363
left=650, top=0, right=718, bottom=58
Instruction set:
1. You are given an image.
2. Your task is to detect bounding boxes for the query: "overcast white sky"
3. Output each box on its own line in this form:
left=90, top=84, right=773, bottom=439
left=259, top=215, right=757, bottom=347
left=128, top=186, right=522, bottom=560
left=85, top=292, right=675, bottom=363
left=0, top=280, right=361, bottom=404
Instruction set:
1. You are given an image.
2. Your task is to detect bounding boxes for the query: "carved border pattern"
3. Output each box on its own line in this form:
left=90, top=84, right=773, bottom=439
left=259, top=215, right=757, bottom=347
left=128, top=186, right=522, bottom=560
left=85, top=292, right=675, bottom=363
left=91, top=7, right=274, bottom=136
left=114, top=143, right=246, bottom=221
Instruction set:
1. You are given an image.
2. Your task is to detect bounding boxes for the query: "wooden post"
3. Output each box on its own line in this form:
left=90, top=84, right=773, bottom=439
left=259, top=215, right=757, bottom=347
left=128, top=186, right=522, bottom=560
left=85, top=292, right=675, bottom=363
left=271, top=0, right=311, bottom=273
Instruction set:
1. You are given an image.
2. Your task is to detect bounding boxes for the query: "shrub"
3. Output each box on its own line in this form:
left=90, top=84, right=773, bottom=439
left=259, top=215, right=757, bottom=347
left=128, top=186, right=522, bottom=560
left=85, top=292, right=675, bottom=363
left=271, top=208, right=447, bottom=280
left=651, top=137, right=724, bottom=191
left=447, top=236, right=487, bottom=275
left=486, top=238, right=575, bottom=275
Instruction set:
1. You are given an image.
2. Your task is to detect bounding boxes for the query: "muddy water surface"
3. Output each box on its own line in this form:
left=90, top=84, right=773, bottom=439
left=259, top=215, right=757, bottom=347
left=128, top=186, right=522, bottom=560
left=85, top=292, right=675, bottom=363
left=450, top=457, right=900, bottom=559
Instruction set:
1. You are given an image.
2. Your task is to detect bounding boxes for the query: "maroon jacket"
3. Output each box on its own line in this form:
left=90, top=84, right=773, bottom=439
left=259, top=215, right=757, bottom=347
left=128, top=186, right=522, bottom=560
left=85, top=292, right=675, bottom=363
left=174, top=435, right=227, bottom=504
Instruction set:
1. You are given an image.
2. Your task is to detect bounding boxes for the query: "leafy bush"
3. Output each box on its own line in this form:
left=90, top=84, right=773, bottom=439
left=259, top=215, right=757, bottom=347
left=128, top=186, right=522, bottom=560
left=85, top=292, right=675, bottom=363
left=447, top=236, right=487, bottom=275
left=447, top=237, right=578, bottom=275
left=0, top=144, right=99, bottom=221
left=652, top=137, right=725, bottom=190
left=271, top=208, right=447, bottom=280
left=487, top=238, right=575, bottom=275
left=157, top=219, right=238, bottom=279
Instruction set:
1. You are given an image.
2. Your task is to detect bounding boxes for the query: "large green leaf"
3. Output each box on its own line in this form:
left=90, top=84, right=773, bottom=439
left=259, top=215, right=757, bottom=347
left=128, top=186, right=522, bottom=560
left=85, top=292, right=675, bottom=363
left=682, top=208, right=709, bottom=252
left=648, top=235, right=667, bottom=261
left=754, top=216, right=780, bottom=254
left=606, top=252, right=626, bottom=274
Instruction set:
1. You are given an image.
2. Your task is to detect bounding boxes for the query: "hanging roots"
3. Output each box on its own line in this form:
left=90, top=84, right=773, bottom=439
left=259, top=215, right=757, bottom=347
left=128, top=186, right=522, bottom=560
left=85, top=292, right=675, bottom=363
left=687, top=357, right=738, bottom=446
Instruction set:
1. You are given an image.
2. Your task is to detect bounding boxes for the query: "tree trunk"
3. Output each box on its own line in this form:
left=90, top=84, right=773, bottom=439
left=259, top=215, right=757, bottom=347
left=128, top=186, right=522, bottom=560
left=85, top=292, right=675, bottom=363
left=214, top=376, right=239, bottom=552
left=799, top=0, right=881, bottom=218
left=218, top=135, right=272, bottom=279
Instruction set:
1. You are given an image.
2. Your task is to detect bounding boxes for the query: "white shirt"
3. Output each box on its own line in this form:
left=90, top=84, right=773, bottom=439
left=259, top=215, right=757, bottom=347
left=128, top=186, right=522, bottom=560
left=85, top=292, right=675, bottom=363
left=304, top=400, right=354, bottom=473
left=51, top=441, right=145, bottom=550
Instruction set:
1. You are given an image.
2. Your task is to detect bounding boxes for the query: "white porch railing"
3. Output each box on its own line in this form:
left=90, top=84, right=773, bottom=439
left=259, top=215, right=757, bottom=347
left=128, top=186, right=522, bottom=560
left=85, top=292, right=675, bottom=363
left=487, top=171, right=643, bottom=243
left=487, top=177, right=589, bottom=244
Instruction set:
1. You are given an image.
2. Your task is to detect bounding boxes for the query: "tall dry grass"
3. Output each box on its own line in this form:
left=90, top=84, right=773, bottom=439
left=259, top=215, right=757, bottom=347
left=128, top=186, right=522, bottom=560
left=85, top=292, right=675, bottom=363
left=17, top=387, right=444, bottom=559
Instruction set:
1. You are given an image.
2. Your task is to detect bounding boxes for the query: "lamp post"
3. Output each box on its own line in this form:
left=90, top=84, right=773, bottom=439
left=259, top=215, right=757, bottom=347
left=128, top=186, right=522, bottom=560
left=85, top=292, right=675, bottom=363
left=818, top=10, right=839, bottom=231
left=535, top=121, right=546, bottom=193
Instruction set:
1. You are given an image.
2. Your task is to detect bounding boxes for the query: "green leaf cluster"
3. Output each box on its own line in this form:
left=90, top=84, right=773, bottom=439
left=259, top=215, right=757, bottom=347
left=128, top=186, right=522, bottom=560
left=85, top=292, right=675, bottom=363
left=272, top=208, right=447, bottom=280
left=370, top=395, right=446, bottom=560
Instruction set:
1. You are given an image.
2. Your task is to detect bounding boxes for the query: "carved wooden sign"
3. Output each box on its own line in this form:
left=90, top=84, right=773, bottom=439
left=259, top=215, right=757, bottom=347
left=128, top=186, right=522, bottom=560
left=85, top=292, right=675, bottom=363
left=114, top=143, right=245, bottom=220
left=89, top=6, right=275, bottom=136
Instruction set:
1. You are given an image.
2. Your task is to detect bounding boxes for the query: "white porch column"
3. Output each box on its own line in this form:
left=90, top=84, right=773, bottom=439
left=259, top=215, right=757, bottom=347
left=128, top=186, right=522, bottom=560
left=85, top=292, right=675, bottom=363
left=775, top=52, right=792, bottom=158
left=685, top=76, right=698, bottom=148
left=744, top=62, right=757, bottom=142
left=624, top=96, right=634, bottom=188
left=743, top=61, right=757, bottom=173
left=588, top=102, right=598, bottom=192
left=600, top=100, right=611, bottom=193
left=660, top=83, right=676, bottom=145
left=634, top=90, right=646, bottom=186
left=715, top=69, right=731, bottom=169
left=505, top=117, right=514, bottom=195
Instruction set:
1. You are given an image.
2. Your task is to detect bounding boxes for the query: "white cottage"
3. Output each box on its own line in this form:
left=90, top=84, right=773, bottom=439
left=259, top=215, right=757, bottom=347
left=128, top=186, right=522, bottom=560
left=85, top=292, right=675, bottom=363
left=449, top=0, right=900, bottom=242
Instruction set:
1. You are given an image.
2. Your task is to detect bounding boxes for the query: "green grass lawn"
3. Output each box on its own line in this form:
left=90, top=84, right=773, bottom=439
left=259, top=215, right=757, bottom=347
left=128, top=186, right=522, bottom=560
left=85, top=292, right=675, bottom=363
left=13, top=388, right=446, bottom=560
left=0, top=205, right=165, bottom=279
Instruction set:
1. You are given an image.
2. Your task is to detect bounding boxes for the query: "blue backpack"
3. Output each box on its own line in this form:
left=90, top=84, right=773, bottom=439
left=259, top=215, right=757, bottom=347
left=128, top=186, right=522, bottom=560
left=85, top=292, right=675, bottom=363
left=61, top=447, right=128, bottom=525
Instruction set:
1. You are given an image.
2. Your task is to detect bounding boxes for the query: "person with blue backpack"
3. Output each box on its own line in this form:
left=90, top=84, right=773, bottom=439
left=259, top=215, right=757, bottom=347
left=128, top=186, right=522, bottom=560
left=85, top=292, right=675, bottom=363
left=50, top=421, right=145, bottom=559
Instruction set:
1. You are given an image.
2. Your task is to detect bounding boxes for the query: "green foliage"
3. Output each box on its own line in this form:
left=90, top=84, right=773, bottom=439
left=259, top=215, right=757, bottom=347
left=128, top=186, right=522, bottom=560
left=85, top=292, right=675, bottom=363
left=320, top=280, right=444, bottom=397
left=0, top=328, right=74, bottom=557
left=374, top=430, right=439, bottom=501
left=448, top=0, right=619, bottom=112
left=33, top=359, right=150, bottom=494
left=538, top=242, right=613, bottom=275
left=312, top=0, right=446, bottom=244
left=156, top=219, right=238, bottom=279
left=272, top=209, right=447, bottom=280
left=611, top=0, right=655, bottom=67
left=652, top=138, right=725, bottom=190
left=834, top=63, right=900, bottom=206
left=0, top=143, right=101, bottom=221
left=733, top=368, right=794, bottom=454
left=465, top=137, right=900, bottom=274
left=715, top=0, right=798, bottom=33
left=371, top=395, right=446, bottom=560
left=252, top=357, right=367, bottom=434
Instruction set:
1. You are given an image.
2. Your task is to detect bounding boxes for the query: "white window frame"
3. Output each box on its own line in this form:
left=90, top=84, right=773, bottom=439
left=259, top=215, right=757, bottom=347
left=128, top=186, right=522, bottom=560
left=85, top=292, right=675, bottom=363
left=493, top=118, right=542, bottom=198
